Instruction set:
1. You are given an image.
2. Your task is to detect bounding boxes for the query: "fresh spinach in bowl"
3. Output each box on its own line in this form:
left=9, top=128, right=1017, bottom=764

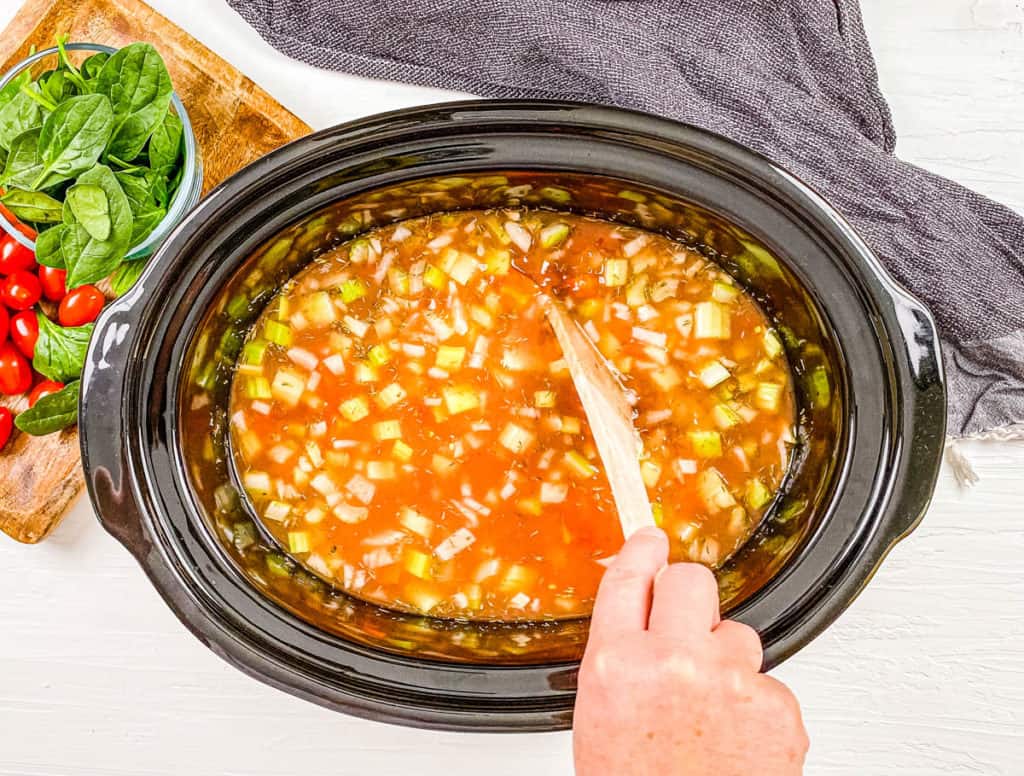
left=0, top=38, right=185, bottom=289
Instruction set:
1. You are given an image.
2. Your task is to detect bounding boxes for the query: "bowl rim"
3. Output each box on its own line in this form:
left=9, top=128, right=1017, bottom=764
left=80, top=99, right=946, bottom=731
left=0, top=42, right=202, bottom=258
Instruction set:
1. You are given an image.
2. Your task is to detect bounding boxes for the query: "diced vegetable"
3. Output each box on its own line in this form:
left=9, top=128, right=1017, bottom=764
left=392, top=440, right=414, bottom=462
left=540, top=481, right=569, bottom=503
left=764, top=329, right=784, bottom=359
left=271, top=369, right=305, bottom=406
left=243, top=471, right=271, bottom=496
left=340, top=396, right=370, bottom=421
left=435, top=345, right=466, bottom=370
left=376, top=382, right=407, bottom=408
left=399, top=507, right=434, bottom=539
left=367, top=345, right=390, bottom=367
left=745, top=478, right=773, bottom=510
left=340, top=279, right=367, bottom=303
left=367, top=461, right=396, bottom=480
left=303, top=291, right=337, bottom=325
left=499, top=423, right=534, bottom=454
left=564, top=450, right=598, bottom=478
left=713, top=403, right=742, bottom=429
left=264, top=319, right=292, bottom=346
left=754, top=382, right=783, bottom=412
left=698, top=361, right=732, bottom=388
left=534, top=390, right=556, bottom=408
left=688, top=430, right=723, bottom=458
left=539, top=222, right=570, bottom=248
left=640, top=460, right=662, bottom=488
left=288, top=531, right=311, bottom=554
left=443, top=385, right=481, bottom=415
left=604, top=259, right=629, bottom=287
left=373, top=420, right=402, bottom=441
left=694, top=301, right=730, bottom=339
left=697, top=469, right=736, bottom=512
left=403, top=548, right=433, bottom=579
left=485, top=249, right=511, bottom=275
left=651, top=366, right=682, bottom=392
left=435, top=527, right=476, bottom=561
left=712, top=281, right=739, bottom=303
left=244, top=376, right=272, bottom=400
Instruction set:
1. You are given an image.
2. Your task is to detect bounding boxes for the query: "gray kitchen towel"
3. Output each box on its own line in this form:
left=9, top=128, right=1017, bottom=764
left=228, top=0, right=1024, bottom=442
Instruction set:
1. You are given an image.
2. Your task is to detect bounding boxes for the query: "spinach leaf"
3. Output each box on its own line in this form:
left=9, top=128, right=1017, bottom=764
left=0, top=128, right=44, bottom=189
left=81, top=53, right=110, bottom=81
left=0, top=188, right=63, bottom=223
left=115, top=169, right=166, bottom=246
left=33, top=94, right=114, bottom=190
left=33, top=314, right=93, bottom=383
left=66, top=182, right=111, bottom=240
left=61, top=164, right=133, bottom=287
left=95, top=43, right=173, bottom=161
left=34, top=225, right=66, bottom=268
left=0, top=69, right=31, bottom=112
left=129, top=206, right=165, bottom=246
left=110, top=258, right=147, bottom=296
left=147, top=111, right=182, bottom=172
left=15, top=380, right=80, bottom=435
left=0, top=84, right=44, bottom=152
left=40, top=70, right=78, bottom=104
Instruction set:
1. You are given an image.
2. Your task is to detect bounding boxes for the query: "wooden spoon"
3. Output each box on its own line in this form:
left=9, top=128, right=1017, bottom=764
left=537, top=292, right=657, bottom=539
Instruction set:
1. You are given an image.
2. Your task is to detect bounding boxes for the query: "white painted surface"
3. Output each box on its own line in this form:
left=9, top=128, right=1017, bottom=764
left=1, top=0, right=1022, bottom=773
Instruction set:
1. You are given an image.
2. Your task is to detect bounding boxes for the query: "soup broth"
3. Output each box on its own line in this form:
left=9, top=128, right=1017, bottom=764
left=229, top=210, right=795, bottom=620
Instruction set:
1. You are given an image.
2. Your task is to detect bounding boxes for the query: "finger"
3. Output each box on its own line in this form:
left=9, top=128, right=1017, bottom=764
left=590, top=527, right=669, bottom=636
left=712, top=620, right=764, bottom=672
left=647, top=562, right=721, bottom=636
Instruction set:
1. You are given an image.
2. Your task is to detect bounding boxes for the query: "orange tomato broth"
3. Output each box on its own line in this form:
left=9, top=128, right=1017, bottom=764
left=229, top=209, right=795, bottom=620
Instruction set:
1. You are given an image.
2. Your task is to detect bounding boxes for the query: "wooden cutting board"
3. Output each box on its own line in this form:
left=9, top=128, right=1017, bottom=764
left=0, top=0, right=311, bottom=543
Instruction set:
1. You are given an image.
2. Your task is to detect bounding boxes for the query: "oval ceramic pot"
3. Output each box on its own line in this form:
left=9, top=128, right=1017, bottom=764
left=80, top=100, right=946, bottom=732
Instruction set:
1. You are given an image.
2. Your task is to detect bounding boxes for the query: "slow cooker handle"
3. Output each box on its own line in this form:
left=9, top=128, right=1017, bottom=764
left=880, top=288, right=947, bottom=543
left=79, top=296, right=152, bottom=559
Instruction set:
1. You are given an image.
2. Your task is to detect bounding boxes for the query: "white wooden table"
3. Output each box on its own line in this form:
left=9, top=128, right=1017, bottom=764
left=1, top=1, right=1022, bottom=773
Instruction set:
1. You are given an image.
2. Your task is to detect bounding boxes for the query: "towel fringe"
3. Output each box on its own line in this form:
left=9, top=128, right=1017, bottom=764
left=945, top=424, right=1024, bottom=488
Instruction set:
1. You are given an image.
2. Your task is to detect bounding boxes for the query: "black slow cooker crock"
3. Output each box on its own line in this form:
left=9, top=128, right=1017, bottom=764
left=80, top=101, right=945, bottom=732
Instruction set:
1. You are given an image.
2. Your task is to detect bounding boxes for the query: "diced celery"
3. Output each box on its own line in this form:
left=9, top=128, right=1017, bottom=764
left=561, top=416, right=582, bottom=435
left=694, top=301, right=731, bottom=339
left=271, top=369, right=305, bottom=406
left=264, top=501, right=291, bottom=522
left=399, top=507, right=433, bottom=539
left=264, top=319, right=292, bottom=346
left=404, top=582, right=442, bottom=613
left=226, top=293, right=250, bottom=321
left=354, top=363, right=379, bottom=383
left=242, top=340, right=268, bottom=366
left=245, top=376, right=272, bottom=400
left=712, top=281, right=739, bottom=303
left=651, top=502, right=664, bottom=526
left=539, top=222, right=570, bottom=248
left=516, top=498, right=542, bottom=516
left=232, top=521, right=257, bottom=551
left=764, top=328, right=784, bottom=359
left=449, top=254, right=478, bottom=285
left=755, top=382, right=783, bottom=412
left=303, top=291, right=336, bottom=325
left=485, top=249, right=511, bottom=275
left=367, top=345, right=390, bottom=367
left=404, top=548, right=433, bottom=580
left=392, top=440, right=414, bottom=462
left=713, top=403, right=742, bottom=429
left=651, top=279, right=679, bottom=302
left=564, top=450, right=597, bottom=478
left=808, top=366, right=831, bottom=409
left=698, top=361, right=732, bottom=389
left=373, top=420, right=402, bottom=441
left=348, top=239, right=370, bottom=263
left=745, top=478, right=773, bottom=510
left=388, top=266, right=411, bottom=296
left=640, top=460, right=662, bottom=488
left=534, top=390, right=556, bottom=408
left=540, top=187, right=572, bottom=204
left=340, top=279, right=367, bottom=303
left=688, top=430, right=723, bottom=458
left=423, top=264, right=447, bottom=289
left=604, top=258, right=629, bottom=287
left=617, top=189, right=647, bottom=203
left=238, top=431, right=262, bottom=458
left=697, top=469, right=736, bottom=512
left=625, top=273, right=648, bottom=307
left=443, top=385, right=480, bottom=415
left=499, top=423, right=535, bottom=454
left=243, top=471, right=272, bottom=496
left=340, top=396, right=370, bottom=421
left=651, top=366, right=682, bottom=392
left=376, top=382, right=407, bottom=408
left=435, top=345, right=466, bottom=370
left=367, top=461, right=396, bottom=480
left=265, top=553, right=292, bottom=577
left=288, top=531, right=311, bottom=554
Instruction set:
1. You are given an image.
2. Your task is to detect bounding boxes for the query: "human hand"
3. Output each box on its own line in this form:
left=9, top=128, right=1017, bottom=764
left=573, top=527, right=809, bottom=775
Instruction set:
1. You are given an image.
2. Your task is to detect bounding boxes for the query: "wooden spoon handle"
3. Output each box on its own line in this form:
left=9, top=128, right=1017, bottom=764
left=541, top=295, right=657, bottom=539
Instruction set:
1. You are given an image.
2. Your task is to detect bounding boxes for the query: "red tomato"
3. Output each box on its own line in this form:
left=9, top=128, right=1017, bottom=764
left=0, top=304, right=7, bottom=343
left=38, top=266, right=67, bottom=302
left=9, top=311, right=38, bottom=359
left=0, top=271, right=42, bottom=311
left=58, top=285, right=105, bottom=327
left=28, top=380, right=64, bottom=408
left=0, top=343, right=32, bottom=395
left=0, top=233, right=37, bottom=275
left=0, top=407, right=12, bottom=450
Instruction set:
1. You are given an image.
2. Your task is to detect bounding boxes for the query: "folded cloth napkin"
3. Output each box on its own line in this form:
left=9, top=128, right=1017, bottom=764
left=229, top=0, right=1024, bottom=442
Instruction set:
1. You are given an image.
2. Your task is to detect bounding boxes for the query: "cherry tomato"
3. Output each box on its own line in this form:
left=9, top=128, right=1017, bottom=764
left=0, top=343, right=32, bottom=395
left=28, top=380, right=64, bottom=408
left=0, top=407, right=12, bottom=451
left=9, top=311, right=38, bottom=359
left=0, top=304, right=7, bottom=344
left=0, top=233, right=37, bottom=275
left=0, top=271, right=42, bottom=311
left=58, top=285, right=105, bottom=327
left=38, top=266, right=67, bottom=302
